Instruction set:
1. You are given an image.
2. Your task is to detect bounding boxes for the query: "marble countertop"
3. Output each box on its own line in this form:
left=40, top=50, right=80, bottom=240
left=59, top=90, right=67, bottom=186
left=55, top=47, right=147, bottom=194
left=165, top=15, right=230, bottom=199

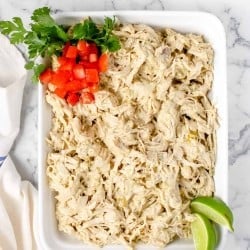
left=0, top=0, right=249, bottom=249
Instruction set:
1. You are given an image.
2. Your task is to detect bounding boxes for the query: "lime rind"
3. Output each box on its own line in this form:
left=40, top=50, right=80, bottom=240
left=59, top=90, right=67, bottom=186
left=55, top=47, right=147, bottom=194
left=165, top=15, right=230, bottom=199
left=191, top=213, right=217, bottom=250
left=191, top=196, right=234, bottom=232
left=213, top=197, right=234, bottom=222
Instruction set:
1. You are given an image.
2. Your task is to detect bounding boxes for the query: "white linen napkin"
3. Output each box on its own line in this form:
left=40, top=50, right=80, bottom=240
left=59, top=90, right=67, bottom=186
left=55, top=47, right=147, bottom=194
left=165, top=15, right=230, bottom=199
left=0, top=34, right=26, bottom=158
left=0, top=157, right=39, bottom=250
left=0, top=34, right=40, bottom=250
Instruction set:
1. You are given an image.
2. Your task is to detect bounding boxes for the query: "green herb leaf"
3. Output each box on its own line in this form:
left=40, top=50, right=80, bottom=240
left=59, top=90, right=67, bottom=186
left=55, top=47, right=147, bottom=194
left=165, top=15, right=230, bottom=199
left=0, top=17, right=27, bottom=43
left=72, top=18, right=100, bottom=40
left=25, top=61, right=34, bottom=70
left=71, top=16, right=120, bottom=52
left=30, top=7, right=68, bottom=41
left=24, top=31, right=47, bottom=58
left=105, top=35, right=121, bottom=52
left=31, top=7, right=51, bottom=23
left=46, top=41, right=65, bottom=56
left=103, top=17, right=115, bottom=35
left=32, top=63, right=46, bottom=83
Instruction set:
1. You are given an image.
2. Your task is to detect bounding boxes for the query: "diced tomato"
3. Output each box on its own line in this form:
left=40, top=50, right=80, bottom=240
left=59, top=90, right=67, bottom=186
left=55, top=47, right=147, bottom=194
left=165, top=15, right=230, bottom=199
left=77, top=40, right=89, bottom=54
left=65, top=45, right=78, bottom=59
left=50, top=70, right=71, bottom=87
left=80, top=92, right=95, bottom=104
left=59, top=59, right=75, bottom=71
left=45, top=41, right=103, bottom=105
left=57, top=56, right=68, bottom=67
left=39, top=68, right=53, bottom=84
left=87, top=82, right=99, bottom=92
left=65, top=79, right=87, bottom=92
left=98, top=53, right=109, bottom=72
left=72, top=64, right=85, bottom=80
left=54, top=88, right=67, bottom=98
left=79, top=54, right=89, bottom=61
left=85, top=68, right=99, bottom=83
left=79, top=61, right=98, bottom=69
left=77, top=41, right=98, bottom=55
left=88, top=43, right=98, bottom=54
left=65, top=80, right=81, bottom=92
left=89, top=53, right=98, bottom=63
left=66, top=92, right=80, bottom=106
left=80, top=79, right=88, bottom=89
left=62, top=42, right=70, bottom=57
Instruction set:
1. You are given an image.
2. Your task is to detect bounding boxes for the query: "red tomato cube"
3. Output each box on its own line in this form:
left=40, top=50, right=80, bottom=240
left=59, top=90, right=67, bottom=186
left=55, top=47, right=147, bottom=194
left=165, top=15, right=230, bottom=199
left=62, top=42, right=70, bottom=57
left=88, top=43, right=98, bottom=54
left=98, top=53, right=108, bottom=72
left=77, top=40, right=89, bottom=54
left=39, top=68, right=53, bottom=84
left=79, top=61, right=98, bottom=69
left=85, top=69, right=99, bottom=83
left=65, top=46, right=78, bottom=59
left=87, top=82, right=99, bottom=93
left=50, top=70, right=71, bottom=87
left=66, top=79, right=87, bottom=92
left=89, top=53, right=98, bottom=63
left=73, top=64, right=85, bottom=79
left=54, top=88, right=67, bottom=98
left=80, top=92, right=95, bottom=104
left=66, top=92, right=79, bottom=106
left=57, top=56, right=68, bottom=66
left=59, top=59, right=75, bottom=71
left=79, top=53, right=89, bottom=61
left=80, top=79, right=88, bottom=89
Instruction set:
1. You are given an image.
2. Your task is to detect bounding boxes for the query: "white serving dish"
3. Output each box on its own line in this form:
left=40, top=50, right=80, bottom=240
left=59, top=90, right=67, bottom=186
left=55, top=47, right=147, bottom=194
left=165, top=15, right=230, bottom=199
left=38, top=11, right=227, bottom=250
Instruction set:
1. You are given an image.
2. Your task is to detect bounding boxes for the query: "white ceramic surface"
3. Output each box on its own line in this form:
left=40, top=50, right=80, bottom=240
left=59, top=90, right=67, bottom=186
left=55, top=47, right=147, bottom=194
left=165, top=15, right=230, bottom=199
left=38, top=11, right=227, bottom=250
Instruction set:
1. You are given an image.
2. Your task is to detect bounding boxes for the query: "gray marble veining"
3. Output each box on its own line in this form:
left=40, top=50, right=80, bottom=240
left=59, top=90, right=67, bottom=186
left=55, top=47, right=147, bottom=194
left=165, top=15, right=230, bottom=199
left=0, top=0, right=250, bottom=249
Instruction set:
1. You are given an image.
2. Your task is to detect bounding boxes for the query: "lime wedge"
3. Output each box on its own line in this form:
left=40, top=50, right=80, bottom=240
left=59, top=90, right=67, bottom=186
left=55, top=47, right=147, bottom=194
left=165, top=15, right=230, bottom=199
left=191, top=213, right=217, bottom=250
left=191, top=196, right=234, bottom=232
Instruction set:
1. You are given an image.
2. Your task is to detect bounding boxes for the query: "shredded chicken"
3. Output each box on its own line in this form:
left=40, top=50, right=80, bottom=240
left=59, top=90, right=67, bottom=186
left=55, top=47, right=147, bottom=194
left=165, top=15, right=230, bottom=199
left=46, top=24, right=217, bottom=249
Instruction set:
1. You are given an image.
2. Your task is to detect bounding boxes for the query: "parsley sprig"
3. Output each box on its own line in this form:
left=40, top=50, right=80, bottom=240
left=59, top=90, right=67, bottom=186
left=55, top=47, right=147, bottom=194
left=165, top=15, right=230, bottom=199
left=72, top=17, right=120, bottom=52
left=0, top=7, right=120, bottom=82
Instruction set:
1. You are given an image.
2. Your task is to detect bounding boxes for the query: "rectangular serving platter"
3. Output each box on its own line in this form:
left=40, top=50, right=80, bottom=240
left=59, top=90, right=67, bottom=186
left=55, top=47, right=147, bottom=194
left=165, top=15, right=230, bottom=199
left=38, top=11, right=227, bottom=250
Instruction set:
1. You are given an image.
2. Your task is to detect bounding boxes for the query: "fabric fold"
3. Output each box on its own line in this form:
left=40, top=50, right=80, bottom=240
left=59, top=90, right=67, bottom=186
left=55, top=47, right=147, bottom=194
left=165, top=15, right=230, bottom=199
left=0, top=34, right=27, bottom=160
left=0, top=34, right=40, bottom=250
left=0, top=157, right=39, bottom=250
